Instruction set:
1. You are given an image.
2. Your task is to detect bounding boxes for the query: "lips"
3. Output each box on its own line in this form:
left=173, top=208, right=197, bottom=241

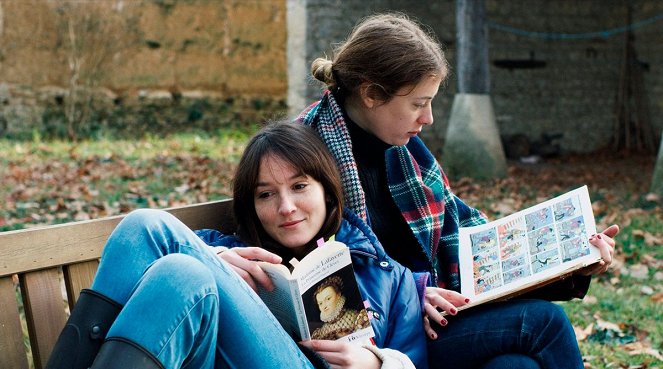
left=280, top=220, right=303, bottom=228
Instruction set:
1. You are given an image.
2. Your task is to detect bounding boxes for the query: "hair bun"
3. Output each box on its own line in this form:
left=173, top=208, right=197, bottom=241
left=311, top=58, right=335, bottom=86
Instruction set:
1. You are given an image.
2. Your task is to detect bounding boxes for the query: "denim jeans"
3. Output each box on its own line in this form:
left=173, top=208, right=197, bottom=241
left=428, top=299, right=583, bottom=369
left=91, top=209, right=315, bottom=369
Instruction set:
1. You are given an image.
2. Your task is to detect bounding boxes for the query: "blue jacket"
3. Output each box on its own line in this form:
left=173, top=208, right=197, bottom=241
left=195, top=209, right=428, bottom=369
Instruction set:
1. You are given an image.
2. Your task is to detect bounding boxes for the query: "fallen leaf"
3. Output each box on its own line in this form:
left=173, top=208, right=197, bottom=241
left=627, top=264, right=650, bottom=279
left=644, top=192, right=660, bottom=202
left=574, top=323, right=594, bottom=341
left=655, top=272, right=663, bottom=281
left=583, top=295, right=598, bottom=304
left=623, top=342, right=663, bottom=361
left=640, top=286, right=654, bottom=295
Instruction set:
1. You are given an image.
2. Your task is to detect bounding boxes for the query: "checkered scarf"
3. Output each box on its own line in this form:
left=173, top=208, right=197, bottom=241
left=298, top=91, right=486, bottom=289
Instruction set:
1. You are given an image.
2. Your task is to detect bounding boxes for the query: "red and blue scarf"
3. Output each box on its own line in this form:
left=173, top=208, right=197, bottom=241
left=298, top=91, right=486, bottom=290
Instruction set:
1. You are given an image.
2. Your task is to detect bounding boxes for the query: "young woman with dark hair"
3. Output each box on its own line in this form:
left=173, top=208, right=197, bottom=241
left=45, top=122, right=427, bottom=369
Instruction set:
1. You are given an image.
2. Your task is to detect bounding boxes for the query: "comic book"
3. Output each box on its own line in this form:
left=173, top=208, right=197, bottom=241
left=256, top=239, right=375, bottom=343
left=458, top=186, right=599, bottom=309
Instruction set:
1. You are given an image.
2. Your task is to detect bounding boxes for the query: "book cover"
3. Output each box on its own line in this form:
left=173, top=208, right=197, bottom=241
left=257, top=240, right=375, bottom=343
left=458, top=186, right=599, bottom=309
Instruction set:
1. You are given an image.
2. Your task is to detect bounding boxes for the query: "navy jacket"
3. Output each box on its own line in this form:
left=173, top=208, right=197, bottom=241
left=195, top=209, right=429, bottom=369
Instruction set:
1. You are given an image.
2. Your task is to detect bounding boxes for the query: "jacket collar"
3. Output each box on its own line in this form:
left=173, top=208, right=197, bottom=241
left=336, top=208, right=388, bottom=260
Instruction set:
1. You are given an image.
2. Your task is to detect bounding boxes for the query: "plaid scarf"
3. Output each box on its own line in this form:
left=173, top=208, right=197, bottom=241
left=297, top=91, right=486, bottom=289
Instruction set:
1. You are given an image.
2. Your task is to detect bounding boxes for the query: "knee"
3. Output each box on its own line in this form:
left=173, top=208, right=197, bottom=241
left=121, top=209, right=175, bottom=230
left=110, top=209, right=180, bottom=245
left=522, top=300, right=572, bottom=333
left=148, top=254, right=217, bottom=293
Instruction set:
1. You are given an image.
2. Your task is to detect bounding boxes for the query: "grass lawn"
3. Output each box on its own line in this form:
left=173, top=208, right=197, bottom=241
left=1, top=133, right=661, bottom=368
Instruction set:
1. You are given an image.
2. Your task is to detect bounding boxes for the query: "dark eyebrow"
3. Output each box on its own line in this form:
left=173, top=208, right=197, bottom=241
left=256, top=173, right=308, bottom=188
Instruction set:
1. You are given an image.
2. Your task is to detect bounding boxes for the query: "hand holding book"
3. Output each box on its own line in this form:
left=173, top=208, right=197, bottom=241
left=423, top=186, right=620, bottom=338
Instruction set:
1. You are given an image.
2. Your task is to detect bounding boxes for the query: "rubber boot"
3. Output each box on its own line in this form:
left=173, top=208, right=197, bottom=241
left=45, top=289, right=122, bottom=369
left=90, top=338, right=165, bottom=369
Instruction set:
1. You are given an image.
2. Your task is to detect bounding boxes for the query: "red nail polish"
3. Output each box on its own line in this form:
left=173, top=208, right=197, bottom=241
left=597, top=235, right=602, bottom=240
left=440, top=319, right=447, bottom=326
left=465, top=298, right=470, bottom=303
left=450, top=308, right=457, bottom=315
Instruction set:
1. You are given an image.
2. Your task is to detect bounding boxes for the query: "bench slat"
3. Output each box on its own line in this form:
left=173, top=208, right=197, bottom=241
left=0, top=199, right=235, bottom=278
left=20, top=268, right=68, bottom=369
left=0, top=276, right=29, bottom=369
left=168, top=199, right=236, bottom=233
left=0, top=218, right=120, bottom=278
left=64, top=260, right=99, bottom=307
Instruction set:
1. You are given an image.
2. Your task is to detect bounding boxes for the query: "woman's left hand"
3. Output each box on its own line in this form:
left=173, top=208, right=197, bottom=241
left=299, top=340, right=380, bottom=369
left=579, top=224, right=619, bottom=276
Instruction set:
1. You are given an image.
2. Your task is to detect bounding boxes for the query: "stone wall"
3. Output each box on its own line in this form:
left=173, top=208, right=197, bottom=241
left=0, top=0, right=287, bottom=138
left=1, top=0, right=661, bottom=149
left=289, top=0, right=663, bottom=155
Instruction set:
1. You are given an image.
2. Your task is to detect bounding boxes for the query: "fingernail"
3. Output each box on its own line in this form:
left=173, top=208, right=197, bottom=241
left=465, top=298, right=470, bottom=303
left=440, top=319, right=447, bottom=326
left=597, top=235, right=602, bottom=240
left=430, top=333, right=437, bottom=339
left=450, top=308, right=457, bottom=315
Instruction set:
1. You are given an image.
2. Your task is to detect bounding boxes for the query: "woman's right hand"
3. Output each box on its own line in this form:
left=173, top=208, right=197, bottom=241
left=216, top=247, right=282, bottom=292
left=299, top=339, right=381, bottom=369
left=423, top=287, right=470, bottom=339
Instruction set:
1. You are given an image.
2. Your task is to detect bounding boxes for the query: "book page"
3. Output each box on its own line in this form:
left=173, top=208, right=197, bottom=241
left=256, top=263, right=307, bottom=340
left=459, top=186, right=599, bottom=307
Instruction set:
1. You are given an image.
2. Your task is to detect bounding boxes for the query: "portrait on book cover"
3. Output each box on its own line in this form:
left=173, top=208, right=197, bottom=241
left=302, top=265, right=370, bottom=340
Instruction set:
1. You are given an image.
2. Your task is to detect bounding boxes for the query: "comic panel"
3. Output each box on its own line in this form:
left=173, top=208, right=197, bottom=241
left=501, top=253, right=529, bottom=273
left=503, top=265, right=531, bottom=285
left=561, top=237, right=591, bottom=262
left=474, top=252, right=500, bottom=279
left=531, top=249, right=561, bottom=273
left=553, top=196, right=581, bottom=222
left=527, top=226, right=557, bottom=255
left=474, top=272, right=502, bottom=295
left=470, top=228, right=498, bottom=255
left=500, top=240, right=527, bottom=260
left=525, top=207, right=554, bottom=231
left=498, top=218, right=528, bottom=261
left=557, top=216, right=586, bottom=242
left=498, top=219, right=527, bottom=247
left=473, top=248, right=500, bottom=269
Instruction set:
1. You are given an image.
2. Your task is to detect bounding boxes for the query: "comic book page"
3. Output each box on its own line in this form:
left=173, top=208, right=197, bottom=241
left=458, top=186, right=599, bottom=308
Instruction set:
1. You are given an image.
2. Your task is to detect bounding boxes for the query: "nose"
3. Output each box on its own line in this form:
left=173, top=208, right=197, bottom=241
left=278, top=194, right=296, bottom=215
left=419, top=106, right=434, bottom=126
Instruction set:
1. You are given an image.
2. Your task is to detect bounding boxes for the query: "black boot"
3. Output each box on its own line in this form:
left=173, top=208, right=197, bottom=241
left=90, top=338, right=164, bottom=369
left=45, top=289, right=122, bottom=369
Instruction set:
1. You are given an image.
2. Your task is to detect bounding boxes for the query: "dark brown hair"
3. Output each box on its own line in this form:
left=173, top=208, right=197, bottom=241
left=311, top=13, right=449, bottom=102
left=233, top=121, right=344, bottom=255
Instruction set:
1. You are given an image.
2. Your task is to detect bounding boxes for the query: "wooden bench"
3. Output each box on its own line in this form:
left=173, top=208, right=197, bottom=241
left=0, top=199, right=236, bottom=369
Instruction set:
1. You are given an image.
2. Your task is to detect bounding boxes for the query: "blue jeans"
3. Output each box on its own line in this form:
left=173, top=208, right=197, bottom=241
left=91, top=209, right=315, bottom=369
left=428, top=299, right=583, bottom=369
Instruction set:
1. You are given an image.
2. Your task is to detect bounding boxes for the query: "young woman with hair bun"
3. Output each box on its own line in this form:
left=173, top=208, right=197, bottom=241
left=299, top=12, right=619, bottom=369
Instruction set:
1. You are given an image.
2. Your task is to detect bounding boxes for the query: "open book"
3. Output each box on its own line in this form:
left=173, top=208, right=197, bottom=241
left=458, top=186, right=599, bottom=310
left=256, top=239, right=375, bottom=343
